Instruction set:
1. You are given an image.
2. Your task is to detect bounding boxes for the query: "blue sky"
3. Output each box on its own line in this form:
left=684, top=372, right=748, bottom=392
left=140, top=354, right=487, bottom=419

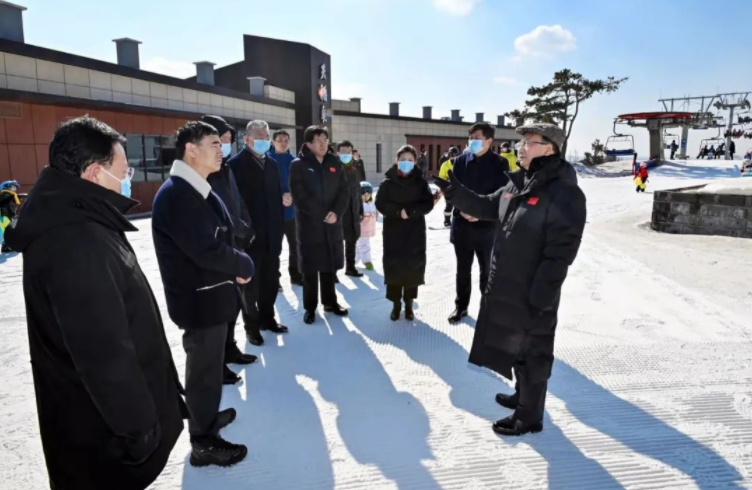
left=20, top=0, right=752, bottom=157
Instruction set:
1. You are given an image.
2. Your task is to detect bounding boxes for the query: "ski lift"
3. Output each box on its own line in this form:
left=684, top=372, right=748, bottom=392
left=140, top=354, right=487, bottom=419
left=604, top=120, right=635, bottom=157
left=698, top=126, right=724, bottom=154
left=663, top=132, right=681, bottom=149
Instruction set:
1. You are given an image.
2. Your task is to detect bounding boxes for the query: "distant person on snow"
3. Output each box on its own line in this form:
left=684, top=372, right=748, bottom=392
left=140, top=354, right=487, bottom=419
left=500, top=142, right=519, bottom=171
left=670, top=140, right=678, bottom=160
left=357, top=181, right=378, bottom=270
left=634, top=162, right=649, bottom=193
left=433, top=123, right=586, bottom=437
left=0, top=180, right=23, bottom=253
left=730, top=140, right=736, bottom=160
left=376, top=144, right=435, bottom=322
left=439, top=147, right=459, bottom=227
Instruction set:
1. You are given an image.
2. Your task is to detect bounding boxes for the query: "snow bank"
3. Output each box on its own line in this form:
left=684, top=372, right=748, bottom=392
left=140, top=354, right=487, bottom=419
left=689, top=178, right=752, bottom=195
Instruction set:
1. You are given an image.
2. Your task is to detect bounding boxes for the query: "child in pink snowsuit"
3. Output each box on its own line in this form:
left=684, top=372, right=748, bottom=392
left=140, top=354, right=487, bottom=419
left=357, top=182, right=378, bottom=270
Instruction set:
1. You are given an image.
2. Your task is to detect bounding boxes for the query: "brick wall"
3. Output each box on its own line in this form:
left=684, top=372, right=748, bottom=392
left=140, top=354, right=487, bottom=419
left=651, top=186, right=752, bottom=239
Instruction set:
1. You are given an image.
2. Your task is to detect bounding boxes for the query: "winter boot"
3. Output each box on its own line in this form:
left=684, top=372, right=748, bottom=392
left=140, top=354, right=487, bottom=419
left=390, top=302, right=401, bottom=321
left=492, top=415, right=543, bottom=436
left=495, top=392, right=519, bottom=410
left=404, top=300, right=415, bottom=321
left=189, top=435, right=247, bottom=467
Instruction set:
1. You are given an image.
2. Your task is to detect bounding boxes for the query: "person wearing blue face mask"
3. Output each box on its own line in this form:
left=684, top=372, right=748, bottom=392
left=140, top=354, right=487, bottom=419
left=336, top=140, right=365, bottom=278
left=375, top=145, right=435, bottom=321
left=229, top=120, right=288, bottom=346
left=202, top=115, right=258, bottom=384
left=446, top=122, right=510, bottom=324
left=4, top=116, right=188, bottom=486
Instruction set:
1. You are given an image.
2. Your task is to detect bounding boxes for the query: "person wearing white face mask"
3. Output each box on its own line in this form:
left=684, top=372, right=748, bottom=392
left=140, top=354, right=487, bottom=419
left=228, top=120, right=288, bottom=346
left=202, top=115, right=258, bottom=384
left=446, top=122, right=510, bottom=324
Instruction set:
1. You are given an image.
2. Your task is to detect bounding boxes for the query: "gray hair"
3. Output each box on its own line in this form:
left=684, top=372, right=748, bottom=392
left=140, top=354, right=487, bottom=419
left=246, top=120, right=270, bottom=134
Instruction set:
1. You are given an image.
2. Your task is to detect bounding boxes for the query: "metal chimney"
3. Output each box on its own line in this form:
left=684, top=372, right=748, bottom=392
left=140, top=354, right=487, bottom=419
left=476, top=112, right=484, bottom=123
left=112, top=38, right=142, bottom=69
left=0, top=1, right=26, bottom=43
left=194, top=61, right=215, bottom=85
left=423, top=106, right=432, bottom=120
left=389, top=102, right=400, bottom=117
left=248, top=77, right=266, bottom=97
left=497, top=115, right=506, bottom=127
left=451, top=110, right=461, bottom=122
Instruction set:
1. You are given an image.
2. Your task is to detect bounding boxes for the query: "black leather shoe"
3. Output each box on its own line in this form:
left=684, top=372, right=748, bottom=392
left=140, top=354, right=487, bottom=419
left=222, top=365, right=241, bottom=385
left=225, top=343, right=257, bottom=365
left=495, top=393, right=519, bottom=410
left=345, top=269, right=364, bottom=277
left=304, top=311, right=316, bottom=324
left=324, top=304, right=349, bottom=316
left=246, top=331, right=265, bottom=346
left=404, top=301, right=415, bottom=321
left=492, top=415, right=543, bottom=436
left=216, top=408, right=237, bottom=430
left=448, top=308, right=468, bottom=323
left=189, top=435, right=247, bottom=467
left=261, top=323, right=289, bottom=334
left=390, top=302, right=401, bottom=321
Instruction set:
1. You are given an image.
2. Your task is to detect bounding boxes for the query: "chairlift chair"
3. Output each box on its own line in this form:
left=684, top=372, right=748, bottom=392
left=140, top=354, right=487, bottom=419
left=605, top=134, right=635, bottom=157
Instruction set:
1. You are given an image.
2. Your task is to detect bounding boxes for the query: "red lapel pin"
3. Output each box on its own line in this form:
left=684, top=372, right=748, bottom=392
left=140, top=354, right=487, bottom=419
left=527, top=197, right=539, bottom=205
left=329, top=167, right=336, bottom=173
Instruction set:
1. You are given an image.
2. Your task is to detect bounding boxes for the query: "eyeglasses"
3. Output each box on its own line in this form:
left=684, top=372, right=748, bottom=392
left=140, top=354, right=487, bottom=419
left=515, top=140, right=551, bottom=151
left=312, top=138, right=329, bottom=145
left=124, top=167, right=135, bottom=181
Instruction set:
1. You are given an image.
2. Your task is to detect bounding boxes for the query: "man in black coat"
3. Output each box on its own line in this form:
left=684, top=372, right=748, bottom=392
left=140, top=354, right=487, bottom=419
left=153, top=121, right=254, bottom=467
left=336, top=140, right=365, bottom=277
left=5, top=116, right=185, bottom=490
left=434, top=123, right=586, bottom=436
left=202, top=115, right=257, bottom=384
left=289, top=126, right=351, bottom=324
left=417, top=149, right=429, bottom=176
left=229, top=120, right=288, bottom=346
left=448, top=122, right=510, bottom=324
left=353, top=149, right=367, bottom=182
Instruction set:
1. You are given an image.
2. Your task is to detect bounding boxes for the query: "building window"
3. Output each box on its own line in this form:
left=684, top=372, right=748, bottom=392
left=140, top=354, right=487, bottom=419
left=376, top=143, right=382, bottom=173
left=125, top=134, right=175, bottom=182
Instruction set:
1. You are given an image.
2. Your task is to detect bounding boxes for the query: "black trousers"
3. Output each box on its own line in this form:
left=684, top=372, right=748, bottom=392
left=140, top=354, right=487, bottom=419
left=182, top=324, right=227, bottom=439
left=444, top=202, right=454, bottom=223
left=454, top=227, right=494, bottom=310
left=510, top=361, right=548, bottom=424
left=345, top=238, right=357, bottom=270
left=386, top=285, right=418, bottom=303
left=283, top=219, right=301, bottom=280
left=242, top=252, right=280, bottom=334
left=303, top=272, right=338, bottom=312
left=225, top=317, right=237, bottom=355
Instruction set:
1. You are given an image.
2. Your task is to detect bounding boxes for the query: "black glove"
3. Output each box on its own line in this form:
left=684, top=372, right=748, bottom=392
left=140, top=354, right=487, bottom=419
left=122, top=424, right=161, bottom=465
left=432, top=170, right=461, bottom=200
left=432, top=175, right=450, bottom=192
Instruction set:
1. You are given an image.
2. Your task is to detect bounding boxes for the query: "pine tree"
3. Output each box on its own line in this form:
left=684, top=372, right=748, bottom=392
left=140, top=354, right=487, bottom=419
left=506, top=69, right=627, bottom=156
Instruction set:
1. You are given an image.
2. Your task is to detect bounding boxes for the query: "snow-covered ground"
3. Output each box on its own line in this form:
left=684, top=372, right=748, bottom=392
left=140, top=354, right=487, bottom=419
left=1, top=159, right=752, bottom=490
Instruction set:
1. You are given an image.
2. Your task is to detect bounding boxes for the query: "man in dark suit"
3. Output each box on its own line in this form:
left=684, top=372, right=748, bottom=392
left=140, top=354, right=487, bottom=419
left=229, top=120, right=288, bottom=346
left=153, top=121, right=254, bottom=467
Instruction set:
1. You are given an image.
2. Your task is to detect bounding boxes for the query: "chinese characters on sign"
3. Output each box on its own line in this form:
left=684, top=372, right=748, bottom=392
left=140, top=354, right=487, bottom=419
left=319, top=63, right=328, bottom=124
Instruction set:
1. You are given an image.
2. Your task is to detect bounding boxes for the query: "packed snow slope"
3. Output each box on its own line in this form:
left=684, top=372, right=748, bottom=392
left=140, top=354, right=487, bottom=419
left=1, top=159, right=751, bottom=490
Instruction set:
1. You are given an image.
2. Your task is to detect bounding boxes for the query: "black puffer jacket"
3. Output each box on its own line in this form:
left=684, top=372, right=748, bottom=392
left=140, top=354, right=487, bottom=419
left=342, top=162, right=364, bottom=242
left=375, top=165, right=435, bottom=288
left=289, top=146, right=350, bottom=274
left=446, top=156, right=586, bottom=382
left=5, top=168, right=185, bottom=490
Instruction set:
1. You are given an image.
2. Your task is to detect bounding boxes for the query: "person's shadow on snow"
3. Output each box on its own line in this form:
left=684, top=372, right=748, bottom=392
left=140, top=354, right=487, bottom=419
left=179, top=294, right=335, bottom=490
left=541, top=362, right=745, bottom=490
left=342, top=279, right=744, bottom=489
